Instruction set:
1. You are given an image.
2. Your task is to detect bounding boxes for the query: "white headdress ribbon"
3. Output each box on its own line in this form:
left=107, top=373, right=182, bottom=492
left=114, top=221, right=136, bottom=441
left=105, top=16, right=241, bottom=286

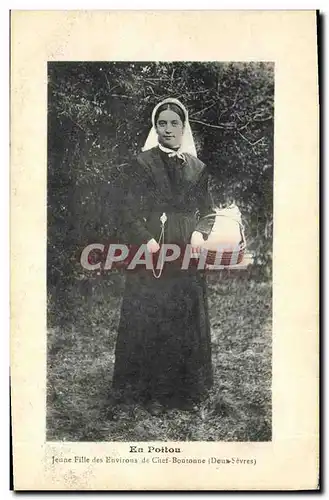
left=158, top=143, right=186, bottom=161
left=142, top=98, right=197, bottom=158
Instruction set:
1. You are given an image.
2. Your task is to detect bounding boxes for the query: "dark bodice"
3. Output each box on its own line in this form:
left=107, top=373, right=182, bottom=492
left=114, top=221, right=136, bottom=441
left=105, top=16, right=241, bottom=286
left=120, top=146, right=215, bottom=246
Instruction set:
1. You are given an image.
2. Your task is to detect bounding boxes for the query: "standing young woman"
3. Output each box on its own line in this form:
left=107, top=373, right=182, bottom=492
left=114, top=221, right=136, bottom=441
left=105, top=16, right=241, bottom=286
left=112, top=98, right=216, bottom=415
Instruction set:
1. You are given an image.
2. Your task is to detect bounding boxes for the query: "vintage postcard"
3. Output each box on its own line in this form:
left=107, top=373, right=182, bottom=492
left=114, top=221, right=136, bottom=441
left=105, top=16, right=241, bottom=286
left=10, top=10, right=319, bottom=490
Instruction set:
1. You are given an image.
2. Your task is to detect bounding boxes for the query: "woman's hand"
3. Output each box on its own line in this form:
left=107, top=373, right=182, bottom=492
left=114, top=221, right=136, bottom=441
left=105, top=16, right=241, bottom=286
left=191, top=230, right=205, bottom=251
left=146, top=238, right=160, bottom=253
left=190, top=230, right=205, bottom=258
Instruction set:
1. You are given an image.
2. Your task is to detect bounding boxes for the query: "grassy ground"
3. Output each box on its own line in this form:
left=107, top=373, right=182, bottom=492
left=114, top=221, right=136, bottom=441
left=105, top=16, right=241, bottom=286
left=47, top=272, right=272, bottom=442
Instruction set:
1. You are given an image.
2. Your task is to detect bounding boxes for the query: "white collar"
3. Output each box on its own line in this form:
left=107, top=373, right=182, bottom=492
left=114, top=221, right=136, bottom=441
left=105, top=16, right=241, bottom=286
left=158, top=143, right=186, bottom=162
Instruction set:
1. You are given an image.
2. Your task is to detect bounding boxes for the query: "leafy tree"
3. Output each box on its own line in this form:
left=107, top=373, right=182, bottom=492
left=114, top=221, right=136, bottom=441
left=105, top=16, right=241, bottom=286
left=47, top=61, right=274, bottom=290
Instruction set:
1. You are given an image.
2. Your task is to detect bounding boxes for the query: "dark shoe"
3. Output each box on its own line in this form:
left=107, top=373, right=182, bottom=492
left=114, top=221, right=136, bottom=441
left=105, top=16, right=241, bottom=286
left=145, top=401, right=165, bottom=416
left=180, top=400, right=199, bottom=412
left=169, top=397, right=199, bottom=412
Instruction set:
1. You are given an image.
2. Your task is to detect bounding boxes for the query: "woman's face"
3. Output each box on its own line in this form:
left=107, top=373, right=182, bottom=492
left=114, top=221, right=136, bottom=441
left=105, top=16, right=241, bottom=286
left=155, top=109, right=184, bottom=149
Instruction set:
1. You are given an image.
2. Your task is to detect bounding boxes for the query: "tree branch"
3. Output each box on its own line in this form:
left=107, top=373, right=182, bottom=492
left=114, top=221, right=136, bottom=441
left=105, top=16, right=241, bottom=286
left=189, top=100, right=217, bottom=117
left=110, top=94, right=133, bottom=99
left=253, top=115, right=273, bottom=122
left=189, top=118, right=233, bottom=130
left=237, top=119, right=253, bottom=132
left=234, top=112, right=273, bottom=132
left=230, top=88, right=241, bottom=109
left=101, top=71, right=121, bottom=94
left=171, top=68, right=175, bottom=83
left=238, top=131, right=265, bottom=146
left=143, top=77, right=171, bottom=82
left=108, top=83, right=121, bottom=94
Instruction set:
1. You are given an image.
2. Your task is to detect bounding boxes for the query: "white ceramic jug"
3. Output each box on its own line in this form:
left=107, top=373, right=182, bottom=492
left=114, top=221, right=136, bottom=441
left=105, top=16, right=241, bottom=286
left=191, top=205, right=246, bottom=266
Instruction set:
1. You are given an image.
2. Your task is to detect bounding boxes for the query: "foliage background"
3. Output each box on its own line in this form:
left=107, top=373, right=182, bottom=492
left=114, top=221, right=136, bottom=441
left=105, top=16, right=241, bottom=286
left=48, top=61, right=274, bottom=290
left=47, top=62, right=273, bottom=441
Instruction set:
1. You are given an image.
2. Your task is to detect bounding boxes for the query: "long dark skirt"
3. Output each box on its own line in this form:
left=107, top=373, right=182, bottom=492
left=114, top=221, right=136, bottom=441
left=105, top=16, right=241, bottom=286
left=112, top=268, right=213, bottom=405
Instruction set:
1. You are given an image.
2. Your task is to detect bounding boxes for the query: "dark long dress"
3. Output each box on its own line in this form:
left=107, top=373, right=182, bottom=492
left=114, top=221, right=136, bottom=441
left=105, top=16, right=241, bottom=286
left=112, top=146, right=215, bottom=406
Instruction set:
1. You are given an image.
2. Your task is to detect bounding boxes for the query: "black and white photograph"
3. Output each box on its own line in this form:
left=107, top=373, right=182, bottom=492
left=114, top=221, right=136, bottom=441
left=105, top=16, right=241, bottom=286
left=47, top=61, right=274, bottom=443
left=11, top=8, right=319, bottom=491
